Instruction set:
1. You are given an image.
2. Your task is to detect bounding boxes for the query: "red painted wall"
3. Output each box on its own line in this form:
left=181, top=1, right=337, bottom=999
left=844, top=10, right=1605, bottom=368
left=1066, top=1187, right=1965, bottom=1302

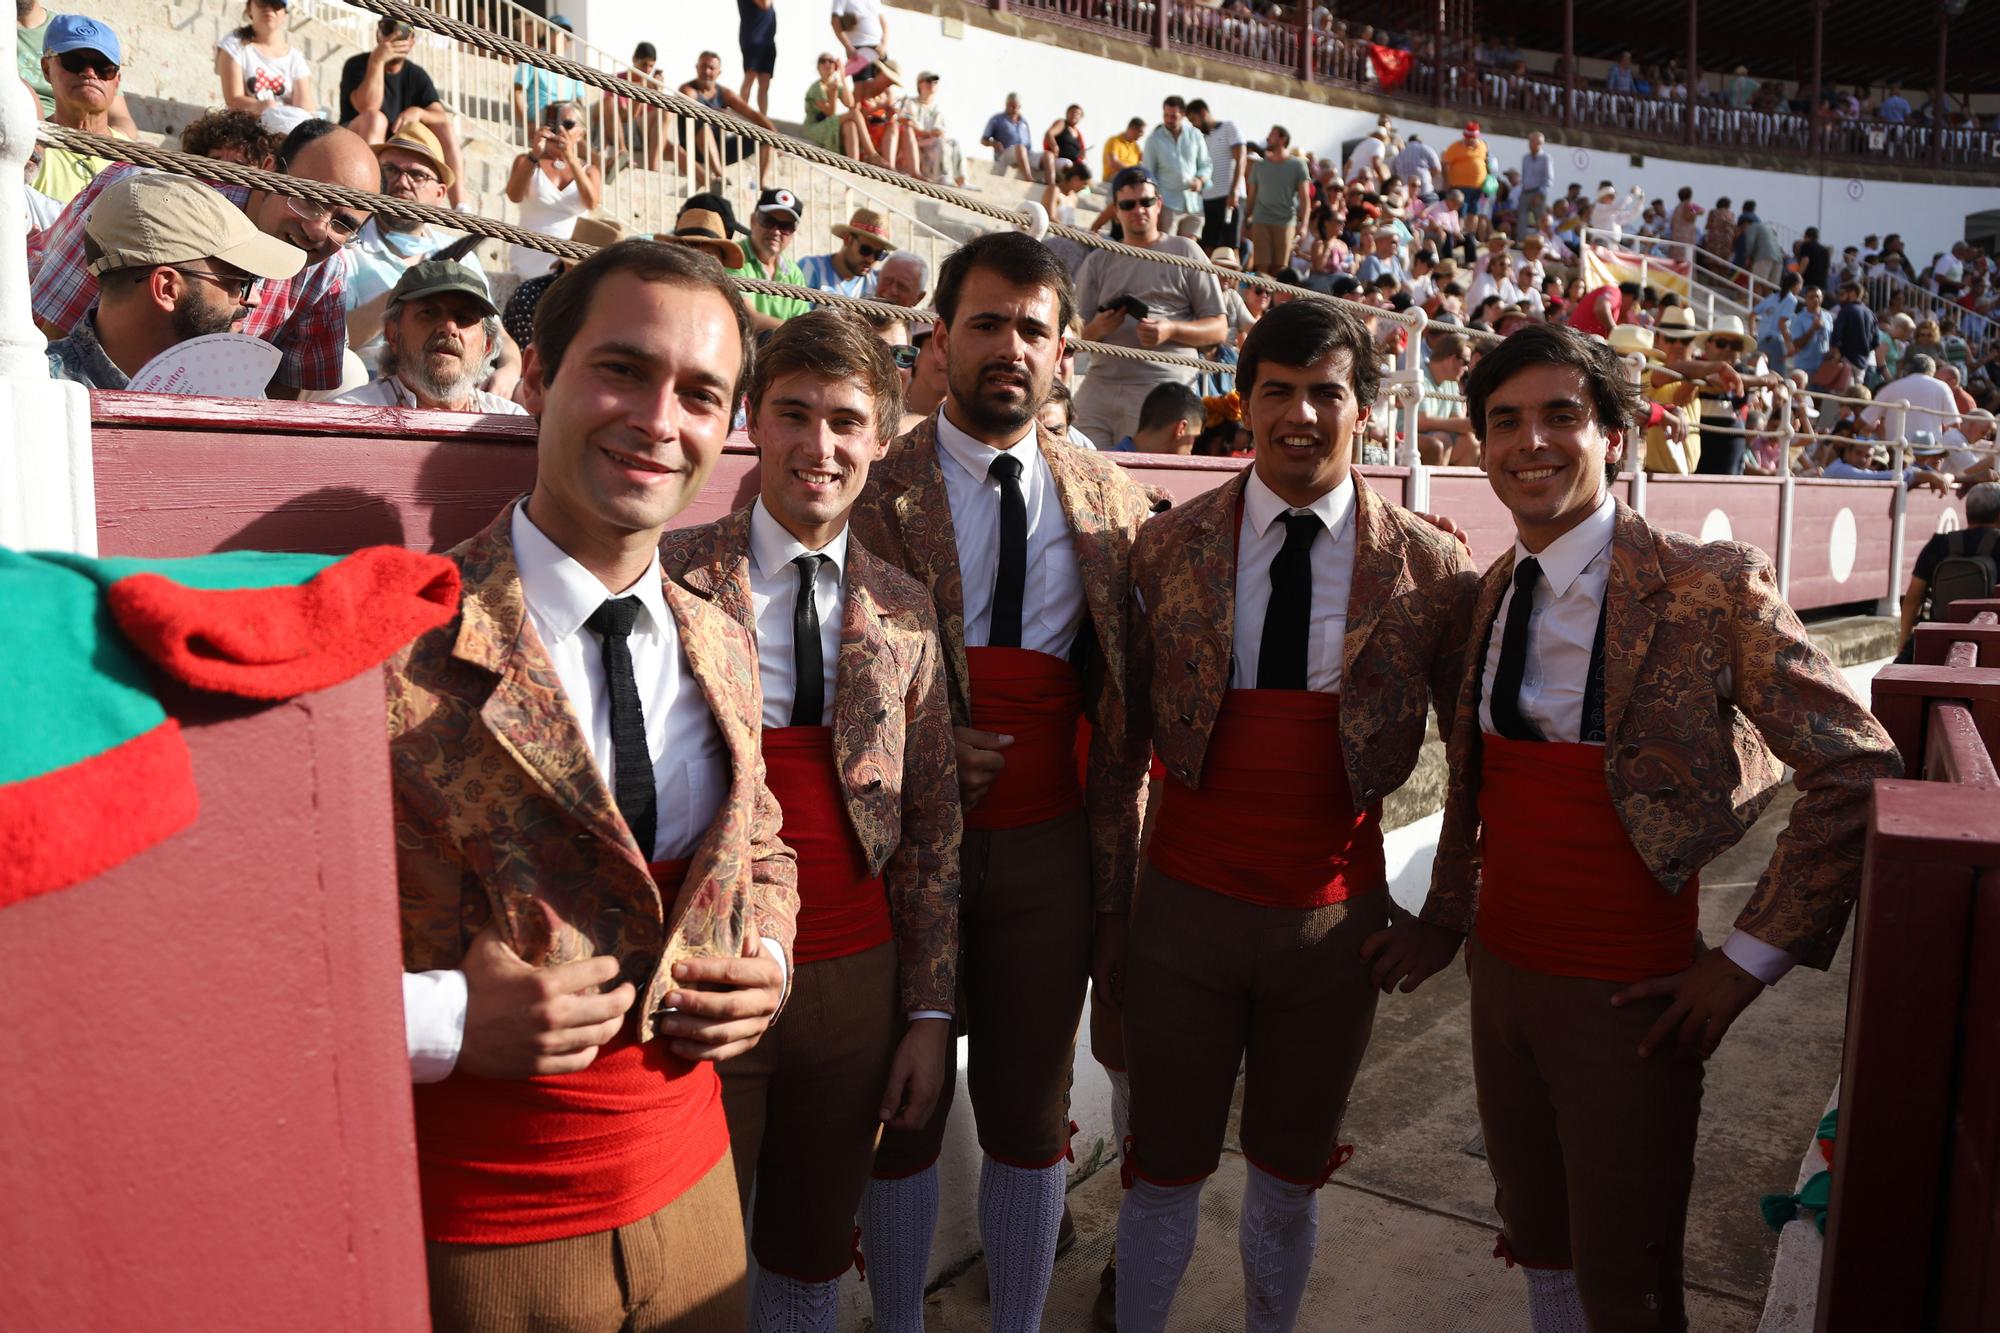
left=0, top=671, right=429, bottom=1331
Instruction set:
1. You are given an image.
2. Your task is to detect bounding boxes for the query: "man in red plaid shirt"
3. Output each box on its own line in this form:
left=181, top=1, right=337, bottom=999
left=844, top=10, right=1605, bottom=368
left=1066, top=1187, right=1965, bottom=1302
left=31, top=120, right=379, bottom=396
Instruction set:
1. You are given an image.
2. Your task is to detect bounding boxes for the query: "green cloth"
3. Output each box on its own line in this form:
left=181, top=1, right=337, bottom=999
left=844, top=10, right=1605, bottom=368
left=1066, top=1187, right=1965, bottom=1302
left=729, top=252, right=811, bottom=323
left=19, top=14, right=53, bottom=117
left=1760, top=1170, right=1831, bottom=1236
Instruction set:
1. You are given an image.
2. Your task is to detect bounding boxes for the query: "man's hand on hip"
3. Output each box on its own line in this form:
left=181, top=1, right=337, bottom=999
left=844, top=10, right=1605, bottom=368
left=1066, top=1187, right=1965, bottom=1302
left=458, top=920, right=635, bottom=1078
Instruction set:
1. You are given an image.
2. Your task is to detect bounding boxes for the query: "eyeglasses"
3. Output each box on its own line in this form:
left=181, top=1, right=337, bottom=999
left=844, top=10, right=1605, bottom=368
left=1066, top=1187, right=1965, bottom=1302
left=1116, top=196, right=1161, bottom=211
left=890, top=344, right=920, bottom=370
left=56, top=51, right=119, bottom=79
left=758, top=213, right=797, bottom=233
left=380, top=163, right=439, bottom=187
left=170, top=267, right=257, bottom=303
left=285, top=194, right=367, bottom=239
left=855, top=241, right=886, bottom=260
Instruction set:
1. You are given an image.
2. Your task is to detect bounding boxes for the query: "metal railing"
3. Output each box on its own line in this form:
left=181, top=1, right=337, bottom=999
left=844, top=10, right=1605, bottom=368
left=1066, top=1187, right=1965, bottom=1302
left=1581, top=228, right=1763, bottom=329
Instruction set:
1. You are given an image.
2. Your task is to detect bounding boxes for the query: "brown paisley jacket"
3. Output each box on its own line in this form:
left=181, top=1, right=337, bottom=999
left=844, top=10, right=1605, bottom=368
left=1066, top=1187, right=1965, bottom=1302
left=1131, top=467, right=1479, bottom=806
left=660, top=507, right=962, bottom=1015
left=849, top=416, right=1155, bottom=914
left=1421, top=501, right=1903, bottom=970
left=385, top=499, right=799, bottom=1043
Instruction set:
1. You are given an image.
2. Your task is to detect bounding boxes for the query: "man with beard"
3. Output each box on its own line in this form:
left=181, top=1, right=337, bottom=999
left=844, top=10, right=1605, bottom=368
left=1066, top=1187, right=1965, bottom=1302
left=1116, top=299, right=1478, bottom=1332
left=46, top=170, right=305, bottom=390
left=659, top=311, right=959, bottom=1333
left=33, top=118, right=378, bottom=397
left=847, top=231, right=1154, bottom=1333
left=336, top=261, right=524, bottom=414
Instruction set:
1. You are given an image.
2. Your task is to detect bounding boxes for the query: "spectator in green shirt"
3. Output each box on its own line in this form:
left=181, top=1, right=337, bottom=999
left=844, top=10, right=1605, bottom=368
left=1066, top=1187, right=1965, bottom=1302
left=730, top=187, right=812, bottom=332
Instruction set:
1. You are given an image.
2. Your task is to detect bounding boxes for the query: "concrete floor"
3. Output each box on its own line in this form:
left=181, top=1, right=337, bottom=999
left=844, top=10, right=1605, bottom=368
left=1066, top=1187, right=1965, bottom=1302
left=919, top=786, right=1847, bottom=1331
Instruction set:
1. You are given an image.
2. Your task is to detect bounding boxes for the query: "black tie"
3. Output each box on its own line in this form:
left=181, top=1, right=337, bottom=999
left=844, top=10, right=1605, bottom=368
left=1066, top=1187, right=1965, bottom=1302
left=584, top=597, right=658, bottom=858
left=989, top=452, right=1027, bottom=649
left=790, top=553, right=828, bottom=727
left=1256, top=511, right=1321, bottom=690
left=1491, top=557, right=1544, bottom=742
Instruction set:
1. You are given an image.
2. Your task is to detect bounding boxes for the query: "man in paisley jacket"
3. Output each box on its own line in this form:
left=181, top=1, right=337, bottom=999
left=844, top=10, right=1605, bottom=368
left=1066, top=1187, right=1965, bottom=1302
left=659, top=310, right=961, bottom=1333
left=1369, top=323, right=1901, bottom=1333
left=385, top=240, right=797, bottom=1332
left=1116, top=298, right=1479, bottom=1332
left=847, top=230, right=1156, bottom=1333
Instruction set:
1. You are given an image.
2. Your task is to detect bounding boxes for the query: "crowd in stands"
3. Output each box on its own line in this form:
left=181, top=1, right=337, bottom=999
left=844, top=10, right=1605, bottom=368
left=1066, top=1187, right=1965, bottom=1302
left=13, top=0, right=2000, bottom=494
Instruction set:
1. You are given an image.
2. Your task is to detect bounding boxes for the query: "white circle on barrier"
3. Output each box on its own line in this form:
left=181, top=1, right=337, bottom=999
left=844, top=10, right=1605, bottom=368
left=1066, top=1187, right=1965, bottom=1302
left=1572, top=148, right=1591, bottom=170
left=1700, top=508, right=1733, bottom=543
left=1846, top=179, right=1864, bottom=201
left=1829, top=507, right=1858, bottom=583
left=1939, top=508, right=1962, bottom=535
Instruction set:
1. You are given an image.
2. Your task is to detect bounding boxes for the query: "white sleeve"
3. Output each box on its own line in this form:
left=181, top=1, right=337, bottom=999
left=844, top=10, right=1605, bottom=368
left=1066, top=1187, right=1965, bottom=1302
left=404, top=969, right=469, bottom=1083
left=1720, top=930, right=1796, bottom=986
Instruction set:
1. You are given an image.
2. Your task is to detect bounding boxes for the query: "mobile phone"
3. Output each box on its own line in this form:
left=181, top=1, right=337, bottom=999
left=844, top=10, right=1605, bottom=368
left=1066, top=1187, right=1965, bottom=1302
left=379, top=17, right=412, bottom=39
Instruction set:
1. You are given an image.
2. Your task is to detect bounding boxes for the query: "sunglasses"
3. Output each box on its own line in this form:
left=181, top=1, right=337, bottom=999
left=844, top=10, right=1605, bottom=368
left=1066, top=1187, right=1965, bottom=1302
left=758, top=213, right=797, bottom=233
left=56, top=51, right=119, bottom=79
left=890, top=344, right=920, bottom=370
left=1117, top=196, right=1161, bottom=211
left=549, top=118, right=580, bottom=131
left=854, top=241, right=886, bottom=260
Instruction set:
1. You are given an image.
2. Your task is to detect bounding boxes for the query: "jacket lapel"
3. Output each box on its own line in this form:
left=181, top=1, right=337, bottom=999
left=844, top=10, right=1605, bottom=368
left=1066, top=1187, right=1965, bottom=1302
left=1600, top=501, right=1667, bottom=743
left=833, top=548, right=893, bottom=797
left=1186, top=468, right=1246, bottom=679
left=1341, top=476, right=1412, bottom=685
left=1041, top=426, right=1125, bottom=680
left=884, top=431, right=971, bottom=710
left=673, top=508, right=758, bottom=630
left=662, top=578, right=759, bottom=870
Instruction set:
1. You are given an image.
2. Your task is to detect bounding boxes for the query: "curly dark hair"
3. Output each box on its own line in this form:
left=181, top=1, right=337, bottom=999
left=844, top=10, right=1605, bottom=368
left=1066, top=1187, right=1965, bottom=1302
left=179, top=109, right=275, bottom=164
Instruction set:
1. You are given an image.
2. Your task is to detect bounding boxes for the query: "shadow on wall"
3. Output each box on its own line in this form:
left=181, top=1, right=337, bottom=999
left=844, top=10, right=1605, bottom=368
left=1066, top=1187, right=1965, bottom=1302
left=223, top=485, right=411, bottom=554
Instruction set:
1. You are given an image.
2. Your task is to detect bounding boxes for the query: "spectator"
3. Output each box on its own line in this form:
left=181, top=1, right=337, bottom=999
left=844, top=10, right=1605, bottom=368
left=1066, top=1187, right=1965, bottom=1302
left=1344, top=126, right=1388, bottom=186
left=1043, top=102, right=1087, bottom=175
left=1391, top=131, right=1440, bottom=198
left=1142, top=96, right=1211, bottom=227
left=1725, top=65, right=1758, bottom=109
left=215, top=0, right=312, bottom=116
left=1938, top=409, right=1998, bottom=482
left=504, top=100, right=602, bottom=279
left=18, top=0, right=136, bottom=129
left=1826, top=279, right=1880, bottom=391
left=602, top=43, right=680, bottom=178
left=1517, top=131, right=1552, bottom=233
left=34, top=16, right=129, bottom=206
left=1703, top=196, right=1737, bottom=263
left=1752, top=272, right=1802, bottom=370
left=335, top=261, right=524, bottom=414
left=1740, top=211, right=1785, bottom=286
left=1795, top=226, right=1832, bottom=291
left=1865, top=352, right=1962, bottom=438
left=1898, top=480, right=2000, bottom=657
left=800, top=208, right=894, bottom=298
left=1691, top=315, right=1757, bottom=474
left=802, top=52, right=861, bottom=156
left=901, top=72, right=963, bottom=186
left=1418, top=331, right=1477, bottom=464
left=875, top=250, right=929, bottom=308
left=1823, top=436, right=1952, bottom=493
left=1879, top=85, right=1911, bottom=124
left=1103, top=116, right=1146, bottom=181
left=512, top=15, right=587, bottom=130
left=897, top=322, right=946, bottom=432
left=1605, top=50, right=1638, bottom=94
left=180, top=108, right=275, bottom=166
left=1073, top=166, right=1227, bottom=446
left=44, top=170, right=305, bottom=391
left=1188, top=98, right=1246, bottom=254
left=982, top=92, right=1042, bottom=182
left=1109, top=381, right=1204, bottom=453
left=34, top=120, right=377, bottom=397
left=737, top=0, right=777, bottom=118
left=1244, top=124, right=1309, bottom=278
left=680, top=49, right=776, bottom=184
left=1568, top=279, right=1638, bottom=337
left=831, top=0, right=889, bottom=71
left=501, top=215, right=624, bottom=350
left=730, top=186, right=812, bottom=333
left=1037, top=376, right=1076, bottom=438
left=340, top=17, right=464, bottom=207
left=1668, top=185, right=1703, bottom=248
left=1419, top=188, right=1468, bottom=263
left=1588, top=183, right=1645, bottom=241
left=1440, top=123, right=1489, bottom=214
left=659, top=205, right=747, bottom=271
left=1355, top=228, right=1409, bottom=288
left=1784, top=285, right=1833, bottom=380
left=341, top=123, right=479, bottom=347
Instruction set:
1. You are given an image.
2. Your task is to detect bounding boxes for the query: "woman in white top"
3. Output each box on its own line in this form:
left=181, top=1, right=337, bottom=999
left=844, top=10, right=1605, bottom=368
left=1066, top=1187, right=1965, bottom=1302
left=215, top=0, right=313, bottom=113
left=505, top=100, right=603, bottom=279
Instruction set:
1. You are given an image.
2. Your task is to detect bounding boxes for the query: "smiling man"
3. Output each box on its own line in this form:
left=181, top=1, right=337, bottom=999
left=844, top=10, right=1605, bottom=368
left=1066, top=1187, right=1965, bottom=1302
left=849, top=231, right=1156, bottom=1333
left=1370, top=323, right=1900, bottom=1332
left=385, top=239, right=797, bottom=1332
left=1117, top=299, right=1477, bottom=1333
left=659, top=310, right=959, bottom=1333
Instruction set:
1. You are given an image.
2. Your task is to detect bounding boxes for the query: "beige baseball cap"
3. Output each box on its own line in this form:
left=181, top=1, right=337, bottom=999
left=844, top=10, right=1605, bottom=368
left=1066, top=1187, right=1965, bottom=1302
left=85, top=171, right=307, bottom=282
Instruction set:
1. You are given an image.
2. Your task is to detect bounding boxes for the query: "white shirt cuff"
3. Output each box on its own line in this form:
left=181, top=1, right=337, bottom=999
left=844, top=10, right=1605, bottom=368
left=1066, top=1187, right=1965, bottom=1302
left=907, top=1010, right=953, bottom=1022
left=762, top=936, right=789, bottom=998
left=404, top=969, right=468, bottom=1084
left=1721, top=929, right=1796, bottom=986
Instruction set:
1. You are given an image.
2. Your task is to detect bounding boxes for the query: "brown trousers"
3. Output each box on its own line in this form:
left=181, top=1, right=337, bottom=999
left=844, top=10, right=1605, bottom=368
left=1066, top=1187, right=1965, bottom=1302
left=425, top=1150, right=745, bottom=1333
left=874, top=808, right=1095, bottom=1173
left=720, top=940, right=900, bottom=1279
left=1123, top=868, right=1386, bottom=1184
left=1469, top=936, right=1706, bottom=1333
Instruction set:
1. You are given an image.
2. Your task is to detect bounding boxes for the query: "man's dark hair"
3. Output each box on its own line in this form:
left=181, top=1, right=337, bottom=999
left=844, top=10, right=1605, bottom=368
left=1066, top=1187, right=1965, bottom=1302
left=1269, top=124, right=1291, bottom=145
left=1430, top=331, right=1471, bottom=364
left=1677, top=185, right=1693, bottom=201
left=1126, top=116, right=1146, bottom=130
left=1716, top=196, right=1733, bottom=209
left=1184, top=98, right=1209, bottom=117
left=933, top=230, right=1078, bottom=333
left=1779, top=271, right=1801, bottom=293
left=633, top=41, right=657, bottom=61
left=274, top=118, right=338, bottom=172
left=745, top=308, right=904, bottom=442
left=181, top=108, right=273, bottom=163
left=1464, top=322, right=1640, bottom=443
left=1136, top=381, right=1204, bottom=435
left=1743, top=199, right=1757, bottom=213
left=1329, top=275, right=1361, bottom=299
left=1041, top=377, right=1074, bottom=425
left=1617, top=281, right=1641, bottom=299
left=1237, top=298, right=1381, bottom=408
left=534, top=238, right=753, bottom=398
left=1163, top=95, right=1187, bottom=111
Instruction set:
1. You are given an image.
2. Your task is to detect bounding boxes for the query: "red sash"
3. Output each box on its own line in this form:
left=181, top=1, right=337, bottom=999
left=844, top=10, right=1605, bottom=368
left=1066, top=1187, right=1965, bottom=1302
left=761, top=725, right=892, bottom=964
left=964, top=646, right=1085, bottom=831
left=1148, top=690, right=1385, bottom=908
left=409, top=857, right=730, bottom=1244
left=1475, top=735, right=1700, bottom=982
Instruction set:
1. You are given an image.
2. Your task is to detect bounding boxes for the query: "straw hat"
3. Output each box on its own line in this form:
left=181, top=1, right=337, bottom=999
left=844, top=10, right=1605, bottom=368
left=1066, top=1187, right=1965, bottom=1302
left=1655, top=306, right=1699, bottom=340
left=570, top=217, right=627, bottom=250
left=1608, top=324, right=1662, bottom=362
left=1697, top=313, right=1749, bottom=356
left=374, top=121, right=455, bottom=189
left=831, top=208, right=897, bottom=251
left=659, top=210, right=746, bottom=269
left=1209, top=245, right=1242, bottom=270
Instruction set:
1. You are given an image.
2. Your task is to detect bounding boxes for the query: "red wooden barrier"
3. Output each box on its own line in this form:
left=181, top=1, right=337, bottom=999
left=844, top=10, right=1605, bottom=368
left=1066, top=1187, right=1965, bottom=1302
left=1821, top=611, right=2000, bottom=1330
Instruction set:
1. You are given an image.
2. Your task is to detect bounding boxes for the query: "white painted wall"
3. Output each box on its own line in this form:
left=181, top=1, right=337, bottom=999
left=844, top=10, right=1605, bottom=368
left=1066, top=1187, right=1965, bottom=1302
left=578, top=2, right=2000, bottom=264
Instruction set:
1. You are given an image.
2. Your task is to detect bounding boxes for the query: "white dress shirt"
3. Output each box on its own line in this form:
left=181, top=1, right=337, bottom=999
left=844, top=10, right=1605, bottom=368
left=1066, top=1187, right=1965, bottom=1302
left=1477, top=493, right=1792, bottom=984
left=934, top=409, right=1086, bottom=658
left=748, top=499, right=847, bottom=728
left=1230, top=469, right=1356, bottom=693
left=403, top=502, right=773, bottom=1082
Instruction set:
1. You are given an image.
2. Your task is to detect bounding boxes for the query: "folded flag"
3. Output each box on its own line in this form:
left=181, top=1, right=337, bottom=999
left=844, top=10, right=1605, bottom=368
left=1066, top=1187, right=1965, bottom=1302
left=0, top=546, right=460, bottom=910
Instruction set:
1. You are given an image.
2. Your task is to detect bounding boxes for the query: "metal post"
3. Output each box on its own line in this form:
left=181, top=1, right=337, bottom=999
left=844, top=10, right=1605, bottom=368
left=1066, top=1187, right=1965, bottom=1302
left=1884, top=439, right=1909, bottom=618
left=1684, top=0, right=1698, bottom=146
left=1930, top=2, right=1949, bottom=169
left=1776, top=470, right=1796, bottom=599
left=1562, top=0, right=1575, bottom=129
left=1809, top=0, right=1826, bottom=160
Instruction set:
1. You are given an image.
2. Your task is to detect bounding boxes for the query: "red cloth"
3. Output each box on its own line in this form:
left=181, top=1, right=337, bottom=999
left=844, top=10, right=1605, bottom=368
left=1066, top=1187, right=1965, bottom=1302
left=410, top=857, right=731, bottom=1244
left=760, top=726, right=891, bottom=965
left=108, top=547, right=461, bottom=699
left=964, top=647, right=1085, bottom=831
left=1567, top=285, right=1622, bottom=337
left=1149, top=690, right=1384, bottom=908
left=1369, top=44, right=1413, bottom=91
left=1475, top=736, right=1700, bottom=982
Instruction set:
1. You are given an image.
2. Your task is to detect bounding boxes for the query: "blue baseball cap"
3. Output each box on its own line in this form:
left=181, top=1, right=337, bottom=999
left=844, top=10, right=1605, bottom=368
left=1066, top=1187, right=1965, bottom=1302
left=46, top=15, right=122, bottom=65
left=1109, top=166, right=1156, bottom=195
